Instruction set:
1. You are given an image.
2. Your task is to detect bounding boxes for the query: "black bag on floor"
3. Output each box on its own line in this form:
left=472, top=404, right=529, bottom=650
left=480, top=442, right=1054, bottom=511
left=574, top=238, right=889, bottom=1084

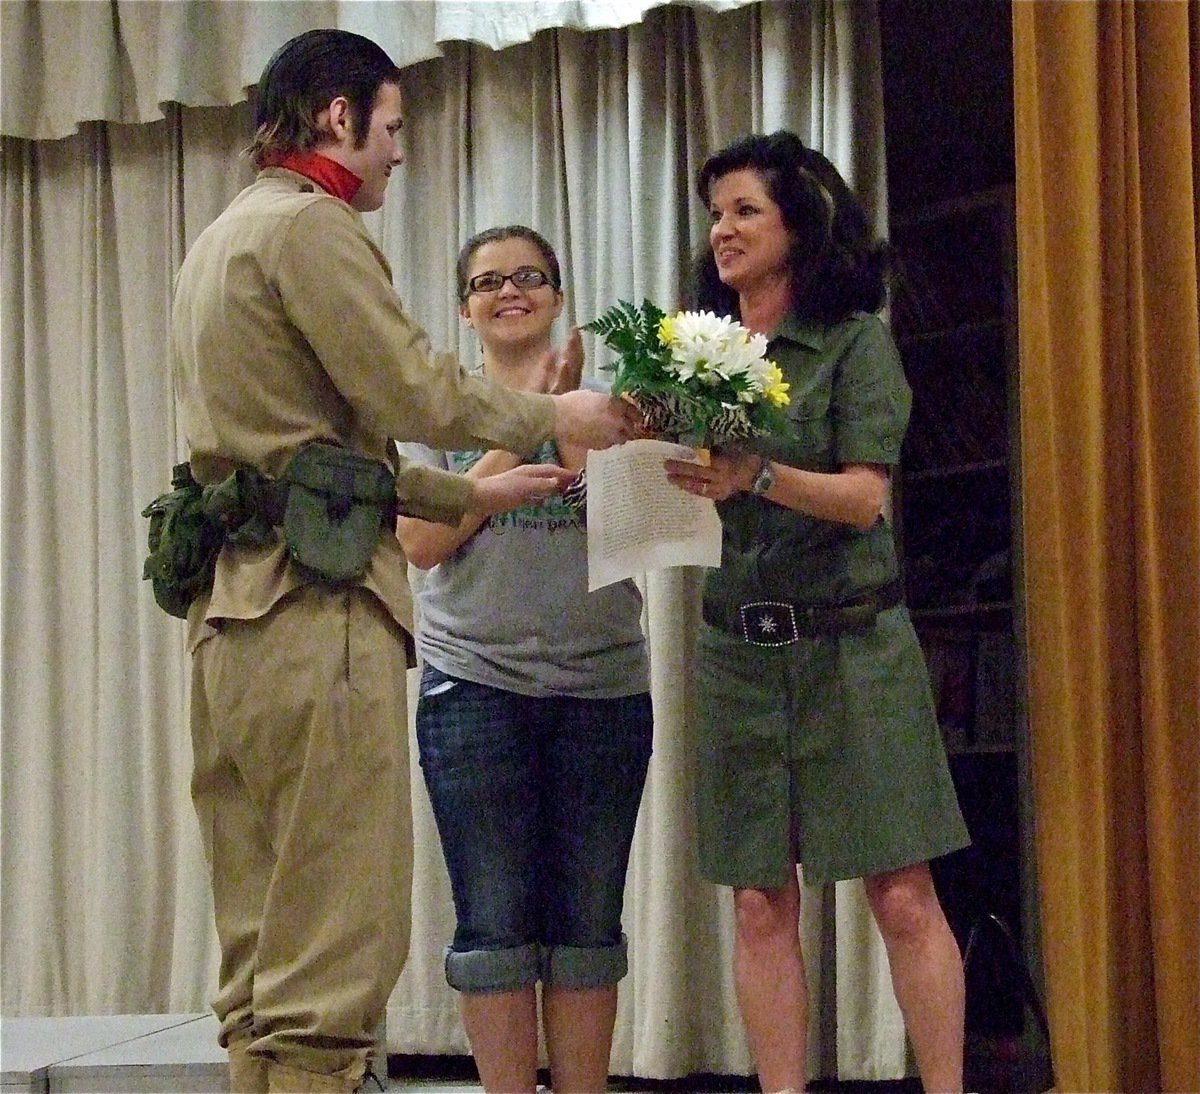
left=963, top=913, right=1055, bottom=1094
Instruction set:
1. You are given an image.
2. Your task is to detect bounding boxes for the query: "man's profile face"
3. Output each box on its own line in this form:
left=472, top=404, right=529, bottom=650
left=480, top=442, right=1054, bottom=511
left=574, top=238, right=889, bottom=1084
left=321, top=81, right=406, bottom=213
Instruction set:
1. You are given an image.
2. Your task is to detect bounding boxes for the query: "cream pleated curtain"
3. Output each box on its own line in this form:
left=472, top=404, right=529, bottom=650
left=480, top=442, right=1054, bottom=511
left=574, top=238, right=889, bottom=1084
left=0, top=0, right=902, bottom=1081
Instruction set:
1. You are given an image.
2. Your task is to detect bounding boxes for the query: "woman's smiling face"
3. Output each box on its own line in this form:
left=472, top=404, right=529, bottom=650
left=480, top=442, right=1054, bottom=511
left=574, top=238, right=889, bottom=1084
left=459, top=237, right=563, bottom=349
left=707, top=168, right=794, bottom=298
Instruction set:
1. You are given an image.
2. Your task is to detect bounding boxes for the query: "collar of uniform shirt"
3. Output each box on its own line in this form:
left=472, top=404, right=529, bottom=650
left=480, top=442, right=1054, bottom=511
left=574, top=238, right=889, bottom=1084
left=266, top=150, right=363, bottom=205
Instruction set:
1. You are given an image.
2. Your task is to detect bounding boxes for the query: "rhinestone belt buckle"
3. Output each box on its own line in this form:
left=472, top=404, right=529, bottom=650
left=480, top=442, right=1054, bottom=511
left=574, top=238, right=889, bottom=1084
left=737, top=601, right=800, bottom=646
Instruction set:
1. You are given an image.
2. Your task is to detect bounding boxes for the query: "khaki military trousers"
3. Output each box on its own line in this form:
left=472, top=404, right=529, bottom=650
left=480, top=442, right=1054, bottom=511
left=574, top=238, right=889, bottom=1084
left=191, top=584, right=413, bottom=1089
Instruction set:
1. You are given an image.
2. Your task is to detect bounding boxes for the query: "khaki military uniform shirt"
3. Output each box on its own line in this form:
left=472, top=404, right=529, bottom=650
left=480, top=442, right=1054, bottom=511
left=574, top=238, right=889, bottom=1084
left=172, top=168, right=555, bottom=649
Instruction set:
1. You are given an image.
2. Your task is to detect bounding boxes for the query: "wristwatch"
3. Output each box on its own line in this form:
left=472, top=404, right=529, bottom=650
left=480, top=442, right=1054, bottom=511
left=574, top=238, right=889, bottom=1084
left=749, top=457, right=775, bottom=496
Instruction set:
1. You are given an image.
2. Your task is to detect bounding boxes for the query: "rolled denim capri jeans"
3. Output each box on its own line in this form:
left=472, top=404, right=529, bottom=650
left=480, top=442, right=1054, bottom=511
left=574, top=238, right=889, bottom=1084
left=416, top=665, right=653, bottom=994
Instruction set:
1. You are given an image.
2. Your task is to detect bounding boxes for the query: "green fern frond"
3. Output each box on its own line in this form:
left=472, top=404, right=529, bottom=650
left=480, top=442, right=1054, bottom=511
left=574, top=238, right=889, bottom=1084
left=583, top=299, right=640, bottom=340
left=583, top=300, right=666, bottom=351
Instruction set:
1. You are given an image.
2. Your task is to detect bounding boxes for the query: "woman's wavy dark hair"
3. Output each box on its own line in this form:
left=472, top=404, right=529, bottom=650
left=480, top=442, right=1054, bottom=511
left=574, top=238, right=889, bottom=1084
left=245, top=29, right=402, bottom=169
left=689, top=131, right=890, bottom=325
left=456, top=225, right=562, bottom=302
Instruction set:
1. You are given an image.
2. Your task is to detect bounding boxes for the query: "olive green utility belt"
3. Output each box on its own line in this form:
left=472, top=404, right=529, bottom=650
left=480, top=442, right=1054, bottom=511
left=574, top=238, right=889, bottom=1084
left=141, top=442, right=397, bottom=619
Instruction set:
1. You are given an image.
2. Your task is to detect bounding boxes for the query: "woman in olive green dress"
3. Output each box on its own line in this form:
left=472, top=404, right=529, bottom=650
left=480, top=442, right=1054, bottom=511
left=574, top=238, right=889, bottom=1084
left=664, top=131, right=969, bottom=1093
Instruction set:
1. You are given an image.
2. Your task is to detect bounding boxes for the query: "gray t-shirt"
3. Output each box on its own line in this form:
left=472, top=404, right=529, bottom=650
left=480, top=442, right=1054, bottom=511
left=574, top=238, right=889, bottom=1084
left=398, top=400, right=649, bottom=699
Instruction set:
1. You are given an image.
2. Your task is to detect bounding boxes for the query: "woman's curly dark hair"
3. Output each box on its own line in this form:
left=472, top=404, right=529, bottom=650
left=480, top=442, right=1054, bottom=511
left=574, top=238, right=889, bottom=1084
left=689, top=131, right=890, bottom=326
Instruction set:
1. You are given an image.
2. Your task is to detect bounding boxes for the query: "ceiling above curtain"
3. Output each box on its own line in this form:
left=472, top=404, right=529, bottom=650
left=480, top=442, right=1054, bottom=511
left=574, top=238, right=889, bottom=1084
left=0, top=0, right=760, bottom=141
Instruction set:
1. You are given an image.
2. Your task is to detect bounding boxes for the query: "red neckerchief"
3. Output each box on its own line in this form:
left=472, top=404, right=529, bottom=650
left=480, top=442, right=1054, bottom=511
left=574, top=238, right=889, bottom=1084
left=267, top=150, right=362, bottom=205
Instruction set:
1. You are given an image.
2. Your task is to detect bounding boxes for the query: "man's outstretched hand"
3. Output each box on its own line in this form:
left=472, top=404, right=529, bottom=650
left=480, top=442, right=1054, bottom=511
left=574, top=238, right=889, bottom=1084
left=552, top=388, right=645, bottom=451
left=470, top=464, right=577, bottom=516
left=541, top=325, right=645, bottom=450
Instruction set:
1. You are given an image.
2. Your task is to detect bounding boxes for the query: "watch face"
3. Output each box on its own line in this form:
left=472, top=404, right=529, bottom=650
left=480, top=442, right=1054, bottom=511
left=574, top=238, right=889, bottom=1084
left=752, top=460, right=774, bottom=495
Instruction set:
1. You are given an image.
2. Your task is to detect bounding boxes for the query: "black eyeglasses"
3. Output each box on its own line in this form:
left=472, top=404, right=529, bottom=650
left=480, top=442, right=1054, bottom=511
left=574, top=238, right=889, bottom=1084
left=466, top=267, right=555, bottom=295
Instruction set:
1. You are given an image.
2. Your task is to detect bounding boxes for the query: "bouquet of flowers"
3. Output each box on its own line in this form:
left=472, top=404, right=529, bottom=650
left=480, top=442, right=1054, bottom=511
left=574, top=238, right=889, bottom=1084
left=583, top=300, right=792, bottom=448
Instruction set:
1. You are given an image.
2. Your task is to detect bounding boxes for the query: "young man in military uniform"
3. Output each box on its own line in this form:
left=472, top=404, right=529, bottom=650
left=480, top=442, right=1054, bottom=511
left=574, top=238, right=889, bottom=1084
left=169, top=29, right=641, bottom=1094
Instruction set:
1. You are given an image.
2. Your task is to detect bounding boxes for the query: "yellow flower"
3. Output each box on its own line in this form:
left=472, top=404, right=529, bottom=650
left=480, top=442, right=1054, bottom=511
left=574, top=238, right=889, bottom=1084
left=763, top=362, right=790, bottom=408
left=657, top=314, right=677, bottom=346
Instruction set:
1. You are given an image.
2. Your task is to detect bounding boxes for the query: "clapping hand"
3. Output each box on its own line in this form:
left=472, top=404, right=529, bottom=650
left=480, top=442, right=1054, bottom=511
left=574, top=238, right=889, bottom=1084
left=536, top=327, right=583, bottom=395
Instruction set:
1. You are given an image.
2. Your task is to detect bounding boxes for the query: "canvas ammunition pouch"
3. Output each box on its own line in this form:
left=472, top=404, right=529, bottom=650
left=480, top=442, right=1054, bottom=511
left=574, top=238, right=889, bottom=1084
left=276, top=442, right=397, bottom=583
left=141, top=443, right=396, bottom=618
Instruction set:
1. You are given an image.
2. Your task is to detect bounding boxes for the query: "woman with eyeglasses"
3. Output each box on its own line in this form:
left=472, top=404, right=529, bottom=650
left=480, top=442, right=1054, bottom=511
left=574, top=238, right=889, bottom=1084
left=395, top=225, right=653, bottom=1094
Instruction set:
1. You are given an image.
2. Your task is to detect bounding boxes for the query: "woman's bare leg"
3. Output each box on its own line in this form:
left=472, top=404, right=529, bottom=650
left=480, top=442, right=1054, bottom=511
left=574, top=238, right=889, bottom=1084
left=543, top=984, right=618, bottom=1093
left=460, top=988, right=539, bottom=1093
left=733, top=871, right=807, bottom=1093
left=864, top=863, right=964, bottom=1093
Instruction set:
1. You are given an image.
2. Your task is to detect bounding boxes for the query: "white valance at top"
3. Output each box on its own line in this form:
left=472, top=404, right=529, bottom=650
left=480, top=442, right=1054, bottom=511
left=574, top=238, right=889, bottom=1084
left=0, top=0, right=760, bottom=141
